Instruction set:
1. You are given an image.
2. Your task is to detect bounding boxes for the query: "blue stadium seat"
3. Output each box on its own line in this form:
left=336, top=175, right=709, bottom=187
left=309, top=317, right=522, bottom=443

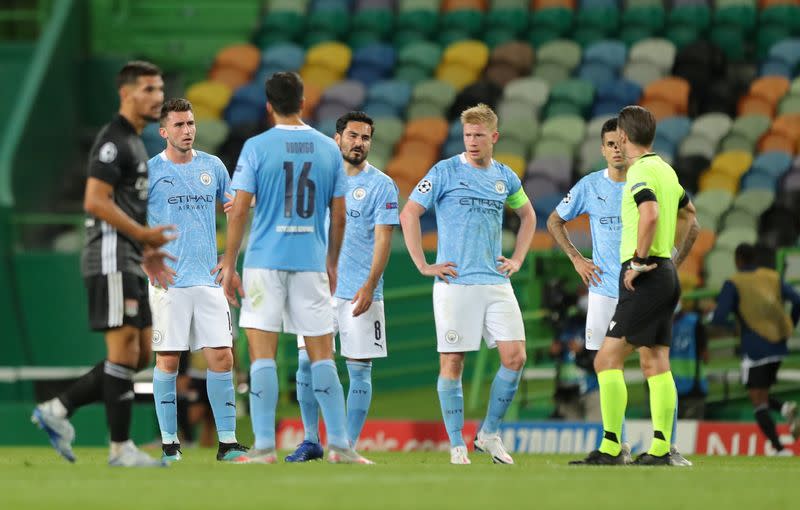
left=656, top=116, right=691, bottom=146
left=740, top=171, right=777, bottom=192
left=752, top=151, right=793, bottom=178
left=596, top=78, right=642, bottom=104
left=577, top=62, right=617, bottom=89
left=224, top=82, right=267, bottom=127
left=262, top=43, right=305, bottom=71
left=367, top=80, right=413, bottom=112
left=583, top=40, right=627, bottom=70
left=760, top=58, right=792, bottom=78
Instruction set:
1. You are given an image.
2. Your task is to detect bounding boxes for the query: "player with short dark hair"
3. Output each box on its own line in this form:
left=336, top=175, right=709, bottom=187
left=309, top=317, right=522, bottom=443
left=32, top=60, right=174, bottom=467
left=147, top=98, right=249, bottom=463
left=570, top=105, right=699, bottom=466
left=220, top=72, right=372, bottom=464
left=288, top=111, right=398, bottom=462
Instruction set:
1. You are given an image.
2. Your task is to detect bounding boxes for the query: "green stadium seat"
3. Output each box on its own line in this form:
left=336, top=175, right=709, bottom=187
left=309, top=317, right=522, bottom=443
left=757, top=26, right=791, bottom=61
left=572, top=27, right=606, bottom=49
left=629, top=38, right=676, bottom=73
left=543, top=100, right=583, bottom=119
left=586, top=115, right=613, bottom=139
left=303, top=31, right=338, bottom=48
left=352, top=9, right=394, bottom=38
left=719, top=133, right=756, bottom=153
left=529, top=28, right=561, bottom=48
left=193, top=119, right=229, bottom=154
left=492, top=0, right=528, bottom=8
left=548, top=78, right=595, bottom=114
left=267, top=0, right=308, bottom=13
left=678, top=135, right=717, bottom=160
left=760, top=5, right=800, bottom=35
left=396, top=10, right=439, bottom=37
left=486, top=7, right=529, bottom=35
left=733, top=189, right=775, bottom=216
left=622, top=60, right=664, bottom=88
left=441, top=9, right=485, bottom=36
left=438, top=30, right=473, bottom=47
left=690, top=113, right=733, bottom=145
left=532, top=138, right=575, bottom=159
left=398, top=41, right=442, bottom=73
left=620, top=26, right=653, bottom=48
left=575, top=7, right=619, bottom=35
left=501, top=79, right=547, bottom=113
left=494, top=138, right=529, bottom=159
left=347, top=31, right=383, bottom=50
left=778, top=95, right=800, bottom=115
left=792, top=77, right=800, bottom=95
left=541, top=114, right=586, bottom=147
left=308, top=8, right=349, bottom=37
left=482, top=29, right=517, bottom=49
left=715, top=227, right=758, bottom=251
left=710, top=26, right=745, bottom=62
left=261, top=10, right=305, bottom=40
left=412, top=80, right=457, bottom=111
left=621, top=6, right=665, bottom=34
left=664, top=26, right=699, bottom=51
left=730, top=114, right=772, bottom=143
left=713, top=5, right=757, bottom=34
left=704, top=247, right=738, bottom=290
left=532, top=62, right=571, bottom=87
left=537, top=39, right=582, bottom=71
left=394, top=65, right=431, bottom=85
left=499, top=111, right=540, bottom=145
left=372, top=116, right=405, bottom=146
left=667, top=4, right=711, bottom=33
left=530, top=7, right=573, bottom=35
left=721, top=208, right=758, bottom=231
left=694, top=189, right=734, bottom=219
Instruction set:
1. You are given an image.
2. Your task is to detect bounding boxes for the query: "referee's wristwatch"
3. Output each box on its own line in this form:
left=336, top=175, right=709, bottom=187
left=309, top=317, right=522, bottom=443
left=629, top=254, right=650, bottom=272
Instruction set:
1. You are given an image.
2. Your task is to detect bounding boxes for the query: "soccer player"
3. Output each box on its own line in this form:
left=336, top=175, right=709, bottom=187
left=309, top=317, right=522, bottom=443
left=147, top=98, right=249, bottom=463
left=220, top=72, right=371, bottom=464
left=711, top=243, right=800, bottom=455
left=287, top=112, right=399, bottom=462
left=32, top=61, right=175, bottom=467
left=570, top=105, right=698, bottom=465
left=400, top=104, right=535, bottom=465
left=550, top=118, right=695, bottom=466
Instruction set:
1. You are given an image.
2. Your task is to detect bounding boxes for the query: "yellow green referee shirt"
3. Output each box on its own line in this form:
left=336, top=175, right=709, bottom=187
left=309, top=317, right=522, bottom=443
left=619, top=153, right=687, bottom=263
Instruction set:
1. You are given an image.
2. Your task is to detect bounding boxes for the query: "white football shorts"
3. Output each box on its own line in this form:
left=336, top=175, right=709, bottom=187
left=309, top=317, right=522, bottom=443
left=296, top=298, right=386, bottom=359
left=149, top=284, right=233, bottom=352
left=585, top=291, right=618, bottom=351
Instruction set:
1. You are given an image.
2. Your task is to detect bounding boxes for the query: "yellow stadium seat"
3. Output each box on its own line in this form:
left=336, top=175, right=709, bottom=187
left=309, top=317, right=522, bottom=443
left=436, top=63, right=480, bottom=91
left=305, top=41, right=352, bottom=75
left=494, top=153, right=526, bottom=178
left=186, top=80, right=233, bottom=117
left=698, top=171, right=739, bottom=194
left=710, top=150, right=753, bottom=178
left=300, top=64, right=341, bottom=91
left=442, top=40, right=490, bottom=74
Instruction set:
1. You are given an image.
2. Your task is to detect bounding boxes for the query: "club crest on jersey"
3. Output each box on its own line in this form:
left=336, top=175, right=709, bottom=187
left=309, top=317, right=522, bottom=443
left=563, top=192, right=572, bottom=204
left=200, top=172, right=212, bottom=186
left=353, top=187, right=367, bottom=200
left=99, top=142, right=117, bottom=163
left=417, top=179, right=432, bottom=194
left=495, top=181, right=507, bottom=194
left=124, top=299, right=139, bottom=318
left=152, top=330, right=163, bottom=345
left=445, top=330, right=460, bottom=344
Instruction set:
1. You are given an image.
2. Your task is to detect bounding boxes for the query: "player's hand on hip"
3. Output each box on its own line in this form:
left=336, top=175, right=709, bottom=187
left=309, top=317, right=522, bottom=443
left=572, top=256, right=603, bottom=287
left=421, top=262, right=458, bottom=283
left=497, top=256, right=522, bottom=278
left=142, top=246, right=177, bottom=288
left=211, top=255, right=224, bottom=284
left=222, top=193, right=235, bottom=214
left=222, top=266, right=245, bottom=307
left=327, top=264, right=338, bottom=295
left=141, top=224, right=177, bottom=248
left=351, top=285, right=375, bottom=317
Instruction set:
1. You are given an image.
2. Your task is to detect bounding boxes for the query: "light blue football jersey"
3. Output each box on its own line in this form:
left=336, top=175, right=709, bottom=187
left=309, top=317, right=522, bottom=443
left=231, top=125, right=346, bottom=272
left=409, top=154, right=523, bottom=285
left=147, top=150, right=231, bottom=288
left=555, top=168, right=624, bottom=299
left=335, top=164, right=400, bottom=301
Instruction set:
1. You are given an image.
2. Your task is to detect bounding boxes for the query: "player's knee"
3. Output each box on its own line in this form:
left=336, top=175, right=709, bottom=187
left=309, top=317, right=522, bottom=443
left=206, top=348, right=233, bottom=372
left=439, top=355, right=464, bottom=378
left=155, top=353, right=180, bottom=373
left=502, top=350, right=526, bottom=371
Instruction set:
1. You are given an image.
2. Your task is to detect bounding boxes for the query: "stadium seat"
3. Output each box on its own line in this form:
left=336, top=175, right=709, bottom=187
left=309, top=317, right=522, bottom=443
left=629, top=38, right=676, bottom=73
left=194, top=119, right=230, bottom=154
left=305, top=41, right=352, bottom=75
left=262, top=42, right=305, bottom=71
left=530, top=7, right=573, bottom=35
left=678, top=134, right=716, bottom=160
left=733, top=188, right=776, bottom=216
left=404, top=117, right=449, bottom=146
left=503, top=77, right=550, bottom=108
left=583, top=39, right=627, bottom=70
left=499, top=111, right=540, bottom=145
left=186, top=81, right=233, bottom=119
left=398, top=40, right=442, bottom=73
left=532, top=138, right=575, bottom=159
left=622, top=60, right=664, bottom=88
left=526, top=156, right=573, bottom=187
left=495, top=138, right=529, bottom=159
left=758, top=132, right=796, bottom=154
left=643, top=77, right=690, bottom=115
left=778, top=95, right=800, bottom=115
left=372, top=116, right=405, bottom=147
left=436, top=64, right=480, bottom=90
left=711, top=150, right=754, bottom=179
left=541, top=114, right=586, bottom=147
left=322, top=80, right=367, bottom=110
left=690, top=113, right=733, bottom=145
left=442, top=40, right=491, bottom=73
left=740, top=170, right=778, bottom=191
left=657, top=116, right=691, bottom=146
left=771, top=114, right=800, bottom=146
left=730, top=114, right=772, bottom=142
left=490, top=41, right=536, bottom=75
left=537, top=39, right=582, bottom=71
left=533, top=62, right=572, bottom=87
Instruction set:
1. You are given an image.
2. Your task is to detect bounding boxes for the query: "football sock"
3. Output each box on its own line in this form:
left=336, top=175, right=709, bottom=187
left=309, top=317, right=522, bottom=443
left=597, top=369, right=626, bottom=456
left=346, top=360, right=373, bottom=446
left=437, top=376, right=465, bottom=448
left=296, top=350, right=320, bottom=443
left=249, top=358, right=278, bottom=450
left=310, top=359, right=348, bottom=449
left=647, top=371, right=676, bottom=457
left=755, top=404, right=783, bottom=451
left=481, top=365, right=521, bottom=435
left=103, top=361, right=136, bottom=443
left=672, top=391, right=679, bottom=448
left=152, top=367, right=178, bottom=444
left=207, top=369, right=237, bottom=444
left=59, top=361, right=105, bottom=417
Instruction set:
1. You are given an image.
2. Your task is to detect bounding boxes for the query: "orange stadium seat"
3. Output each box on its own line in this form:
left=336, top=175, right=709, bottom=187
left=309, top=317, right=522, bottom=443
left=771, top=114, right=800, bottom=144
left=300, top=82, right=322, bottom=120
left=691, top=229, right=717, bottom=256
left=214, top=44, right=260, bottom=75
left=532, top=0, right=576, bottom=10
left=422, top=232, right=439, bottom=251
left=750, top=76, right=791, bottom=106
left=404, top=117, right=450, bottom=146
left=442, top=0, right=488, bottom=11
left=643, top=77, right=690, bottom=114
left=758, top=132, right=796, bottom=154
left=531, top=230, right=555, bottom=250
left=209, top=66, right=250, bottom=90
left=738, top=94, right=775, bottom=117
left=639, top=98, right=679, bottom=121
left=395, top=139, right=442, bottom=163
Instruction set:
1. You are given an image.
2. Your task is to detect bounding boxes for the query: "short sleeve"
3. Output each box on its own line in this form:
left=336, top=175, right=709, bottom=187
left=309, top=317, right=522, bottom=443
left=88, top=138, right=123, bottom=185
left=408, top=165, right=440, bottom=210
left=231, top=140, right=257, bottom=194
left=215, top=158, right=232, bottom=203
left=555, top=178, right=587, bottom=221
left=505, top=165, right=522, bottom=195
left=374, top=179, right=400, bottom=226
left=333, top=156, right=346, bottom=198
left=625, top=164, right=654, bottom=198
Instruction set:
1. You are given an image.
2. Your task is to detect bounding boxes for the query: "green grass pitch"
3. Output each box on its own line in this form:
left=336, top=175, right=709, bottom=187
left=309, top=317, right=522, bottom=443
left=1, top=447, right=798, bottom=510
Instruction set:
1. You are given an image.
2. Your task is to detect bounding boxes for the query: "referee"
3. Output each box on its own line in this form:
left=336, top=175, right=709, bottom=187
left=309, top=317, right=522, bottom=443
left=571, top=105, right=699, bottom=466
left=32, top=61, right=176, bottom=467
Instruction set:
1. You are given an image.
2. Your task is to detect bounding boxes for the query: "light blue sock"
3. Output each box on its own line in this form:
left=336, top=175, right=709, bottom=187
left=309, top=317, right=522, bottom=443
left=346, top=361, right=373, bottom=446
left=437, top=376, right=465, bottom=448
left=153, top=367, right=178, bottom=444
left=249, top=358, right=278, bottom=450
left=310, top=359, right=348, bottom=449
left=481, top=366, right=521, bottom=435
left=296, top=350, right=319, bottom=443
left=206, top=369, right=237, bottom=444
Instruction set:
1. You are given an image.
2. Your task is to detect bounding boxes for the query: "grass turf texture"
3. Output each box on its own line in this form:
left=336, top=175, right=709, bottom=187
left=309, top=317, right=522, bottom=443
left=2, top=448, right=798, bottom=510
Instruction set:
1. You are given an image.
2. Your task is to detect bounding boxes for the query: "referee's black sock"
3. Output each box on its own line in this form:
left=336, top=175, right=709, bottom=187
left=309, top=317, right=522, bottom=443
left=755, top=405, right=783, bottom=451
left=768, top=397, right=784, bottom=413
left=103, top=361, right=136, bottom=443
left=59, top=361, right=105, bottom=417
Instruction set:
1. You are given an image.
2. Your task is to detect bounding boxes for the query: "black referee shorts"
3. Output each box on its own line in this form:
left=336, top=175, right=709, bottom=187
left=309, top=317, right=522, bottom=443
left=606, top=257, right=680, bottom=348
left=84, top=271, right=152, bottom=331
left=743, top=360, right=781, bottom=389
